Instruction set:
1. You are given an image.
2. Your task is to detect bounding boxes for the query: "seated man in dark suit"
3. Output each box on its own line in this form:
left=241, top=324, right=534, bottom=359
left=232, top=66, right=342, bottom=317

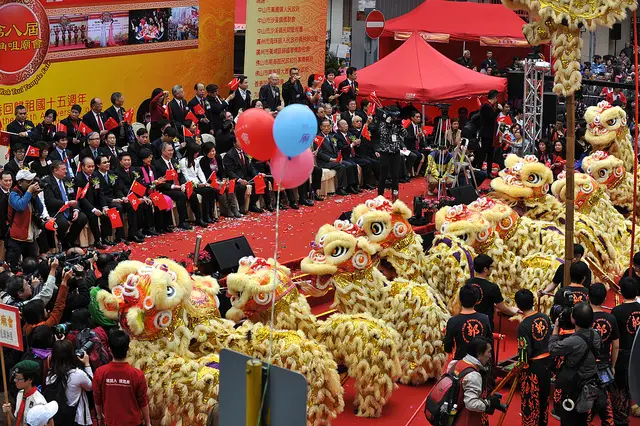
left=48, top=132, right=77, bottom=180
left=402, top=110, right=425, bottom=179
left=153, top=142, right=206, bottom=229
left=151, top=127, right=178, bottom=159
left=340, top=99, right=360, bottom=127
left=6, top=105, right=35, bottom=149
left=335, top=119, right=364, bottom=192
left=75, top=157, right=114, bottom=249
left=129, top=128, right=152, bottom=167
left=94, top=155, right=143, bottom=244
left=350, top=115, right=379, bottom=186
left=223, top=139, right=273, bottom=214
left=99, top=131, right=124, bottom=170
left=4, top=144, right=27, bottom=178
left=315, top=119, right=352, bottom=196
left=114, top=152, right=158, bottom=237
left=79, top=132, right=103, bottom=162
left=41, top=161, right=89, bottom=250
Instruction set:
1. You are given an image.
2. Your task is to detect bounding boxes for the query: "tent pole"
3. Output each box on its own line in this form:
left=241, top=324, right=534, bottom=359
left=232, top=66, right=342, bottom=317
left=422, top=104, right=426, bottom=125
left=563, top=94, right=575, bottom=286
left=463, top=41, right=466, bottom=54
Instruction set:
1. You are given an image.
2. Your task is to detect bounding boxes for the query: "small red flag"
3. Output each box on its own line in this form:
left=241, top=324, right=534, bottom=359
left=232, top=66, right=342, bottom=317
left=193, top=104, right=205, bottom=116
left=361, top=124, right=371, bottom=140
left=422, top=126, right=434, bottom=136
left=219, top=180, right=227, bottom=194
left=130, top=180, right=146, bottom=197
left=123, top=108, right=134, bottom=125
left=150, top=192, right=169, bottom=210
left=76, top=182, right=89, bottom=200
left=341, top=86, right=350, bottom=93
left=57, top=202, right=70, bottom=215
left=56, top=122, right=66, bottom=132
left=162, top=105, right=170, bottom=120
left=25, top=146, right=40, bottom=157
left=314, top=74, right=325, bottom=84
left=0, top=131, right=10, bottom=147
left=185, top=181, right=194, bottom=199
left=367, top=91, right=383, bottom=108
left=185, top=111, right=198, bottom=123
left=209, top=171, right=218, bottom=188
left=336, top=151, right=343, bottom=163
left=366, top=102, right=376, bottom=116
left=78, top=122, right=92, bottom=136
left=228, top=178, right=236, bottom=193
left=104, top=117, right=119, bottom=131
left=402, top=119, right=411, bottom=129
left=183, top=127, right=194, bottom=138
left=165, top=169, right=178, bottom=182
left=254, top=174, right=266, bottom=194
left=107, top=207, right=123, bottom=228
left=313, top=135, right=324, bottom=148
left=228, top=78, right=240, bottom=92
left=127, top=192, right=141, bottom=211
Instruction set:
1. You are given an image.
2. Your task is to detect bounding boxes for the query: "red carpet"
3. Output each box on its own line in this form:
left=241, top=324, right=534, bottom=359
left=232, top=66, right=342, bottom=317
left=103, top=178, right=639, bottom=426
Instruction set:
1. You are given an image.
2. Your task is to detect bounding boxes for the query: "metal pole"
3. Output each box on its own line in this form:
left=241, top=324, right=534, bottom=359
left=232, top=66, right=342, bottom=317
left=563, top=95, right=576, bottom=286
left=246, top=359, right=263, bottom=426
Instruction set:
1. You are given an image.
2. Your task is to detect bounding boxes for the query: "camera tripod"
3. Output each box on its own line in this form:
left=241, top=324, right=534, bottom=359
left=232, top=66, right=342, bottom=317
left=490, top=359, right=524, bottom=426
left=424, top=104, right=452, bottom=200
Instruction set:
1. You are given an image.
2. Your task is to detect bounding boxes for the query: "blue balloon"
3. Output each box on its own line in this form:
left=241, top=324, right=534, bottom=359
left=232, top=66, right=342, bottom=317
left=272, top=104, right=318, bottom=157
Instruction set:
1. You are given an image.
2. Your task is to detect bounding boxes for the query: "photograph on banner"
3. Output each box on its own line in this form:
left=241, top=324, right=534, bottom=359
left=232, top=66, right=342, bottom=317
left=129, top=8, right=170, bottom=44
left=169, top=7, right=199, bottom=41
left=48, top=14, right=88, bottom=51
left=87, top=11, right=129, bottom=48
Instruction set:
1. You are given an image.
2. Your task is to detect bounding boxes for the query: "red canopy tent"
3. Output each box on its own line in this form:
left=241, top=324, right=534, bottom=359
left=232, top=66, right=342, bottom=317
left=336, top=32, right=507, bottom=104
left=380, top=0, right=531, bottom=68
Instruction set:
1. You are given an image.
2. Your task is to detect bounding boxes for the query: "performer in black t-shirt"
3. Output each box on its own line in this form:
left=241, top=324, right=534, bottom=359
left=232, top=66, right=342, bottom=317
left=589, top=283, right=619, bottom=426
left=466, top=254, right=518, bottom=331
left=515, top=289, right=552, bottom=426
left=610, top=278, right=640, bottom=426
left=444, top=284, right=492, bottom=361
left=551, top=262, right=590, bottom=324
left=540, top=244, right=592, bottom=297
left=618, top=251, right=640, bottom=297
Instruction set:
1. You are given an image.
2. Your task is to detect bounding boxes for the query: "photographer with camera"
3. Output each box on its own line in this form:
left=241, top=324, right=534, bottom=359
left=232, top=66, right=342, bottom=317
left=549, top=302, right=601, bottom=426
left=516, top=289, right=552, bottom=426
left=64, top=308, right=112, bottom=371
left=610, top=277, right=640, bottom=426
left=588, top=283, right=619, bottom=425
left=372, top=105, right=406, bottom=202
left=6, top=170, right=47, bottom=267
left=552, top=262, right=591, bottom=326
left=540, top=244, right=592, bottom=297
left=22, top=268, right=73, bottom=337
left=446, top=337, right=506, bottom=426
left=0, top=258, right=59, bottom=308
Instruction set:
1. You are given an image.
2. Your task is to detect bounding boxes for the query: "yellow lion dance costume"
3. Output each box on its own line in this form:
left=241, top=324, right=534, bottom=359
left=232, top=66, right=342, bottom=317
left=582, top=150, right=637, bottom=214
left=225, top=256, right=401, bottom=418
left=97, top=258, right=344, bottom=426
left=300, top=221, right=450, bottom=385
left=585, top=101, right=636, bottom=172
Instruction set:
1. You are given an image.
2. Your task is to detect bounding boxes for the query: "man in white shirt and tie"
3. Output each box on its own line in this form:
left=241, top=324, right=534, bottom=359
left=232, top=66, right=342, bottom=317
left=82, top=98, right=108, bottom=137
left=229, top=75, right=251, bottom=117
left=338, top=67, right=359, bottom=112
left=49, top=132, right=75, bottom=179
left=169, top=84, right=190, bottom=130
left=79, top=132, right=102, bottom=162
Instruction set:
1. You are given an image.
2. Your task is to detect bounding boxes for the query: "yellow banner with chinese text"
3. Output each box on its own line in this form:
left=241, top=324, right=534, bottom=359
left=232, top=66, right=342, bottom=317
left=0, top=0, right=234, bottom=128
left=243, top=0, right=328, bottom=92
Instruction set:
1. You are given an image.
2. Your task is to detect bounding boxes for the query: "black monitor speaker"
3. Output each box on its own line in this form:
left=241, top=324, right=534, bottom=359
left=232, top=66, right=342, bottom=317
left=507, top=71, right=524, bottom=101
left=610, top=23, right=622, bottom=40
left=449, top=185, right=478, bottom=206
left=206, top=236, right=254, bottom=276
left=543, top=92, right=558, bottom=128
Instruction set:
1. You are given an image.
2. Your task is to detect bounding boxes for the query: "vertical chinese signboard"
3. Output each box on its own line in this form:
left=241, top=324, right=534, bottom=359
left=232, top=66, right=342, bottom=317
left=0, top=304, right=22, bottom=424
left=244, top=0, right=328, bottom=91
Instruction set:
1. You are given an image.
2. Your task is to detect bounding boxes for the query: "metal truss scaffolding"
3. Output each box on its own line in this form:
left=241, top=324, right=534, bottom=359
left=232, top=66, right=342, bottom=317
left=522, top=59, right=549, bottom=154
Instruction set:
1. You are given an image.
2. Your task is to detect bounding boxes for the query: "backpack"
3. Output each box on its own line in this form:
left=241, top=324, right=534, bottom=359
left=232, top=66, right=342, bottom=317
left=74, top=327, right=112, bottom=370
left=424, top=360, right=478, bottom=426
left=42, top=373, right=78, bottom=425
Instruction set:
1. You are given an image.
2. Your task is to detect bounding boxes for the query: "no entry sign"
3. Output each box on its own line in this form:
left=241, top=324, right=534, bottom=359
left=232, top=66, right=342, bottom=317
left=365, top=10, right=385, bottom=39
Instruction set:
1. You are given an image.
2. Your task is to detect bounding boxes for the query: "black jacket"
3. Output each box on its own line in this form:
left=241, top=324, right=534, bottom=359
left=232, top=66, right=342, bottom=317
left=41, top=175, right=77, bottom=214
left=6, top=120, right=35, bottom=149
left=99, top=146, right=123, bottom=170
left=75, top=172, right=107, bottom=212
left=81, top=110, right=107, bottom=133
left=259, top=84, right=282, bottom=110
left=229, top=89, right=251, bottom=117
left=337, top=79, right=358, bottom=111
left=153, top=157, right=185, bottom=192
left=198, top=155, right=227, bottom=180
left=48, top=146, right=76, bottom=177
left=335, top=132, right=353, bottom=161
left=223, top=148, right=256, bottom=181
left=103, top=105, right=133, bottom=146
left=188, top=96, right=211, bottom=134
left=0, top=189, right=9, bottom=237
left=282, top=79, right=304, bottom=106
left=168, top=98, right=190, bottom=129
left=479, top=102, right=498, bottom=140
left=96, top=171, right=124, bottom=203
left=316, top=133, right=341, bottom=166
left=205, top=95, right=230, bottom=133
left=321, top=80, right=337, bottom=104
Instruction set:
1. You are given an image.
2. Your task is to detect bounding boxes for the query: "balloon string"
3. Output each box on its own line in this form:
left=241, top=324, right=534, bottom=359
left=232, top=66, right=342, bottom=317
left=632, top=10, right=639, bottom=274
left=257, top=185, right=281, bottom=426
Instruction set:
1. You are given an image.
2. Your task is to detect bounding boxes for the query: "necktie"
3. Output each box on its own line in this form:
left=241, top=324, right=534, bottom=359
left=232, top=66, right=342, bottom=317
left=239, top=151, right=245, bottom=165
left=112, top=148, right=117, bottom=157
left=58, top=180, right=70, bottom=218
left=415, top=125, right=420, bottom=150
left=93, top=149, right=97, bottom=158
left=96, top=113, right=104, bottom=130
left=200, top=98, right=205, bottom=108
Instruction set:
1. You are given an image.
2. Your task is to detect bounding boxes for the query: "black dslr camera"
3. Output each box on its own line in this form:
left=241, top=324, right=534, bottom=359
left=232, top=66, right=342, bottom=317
left=552, top=289, right=575, bottom=329
left=409, top=196, right=431, bottom=226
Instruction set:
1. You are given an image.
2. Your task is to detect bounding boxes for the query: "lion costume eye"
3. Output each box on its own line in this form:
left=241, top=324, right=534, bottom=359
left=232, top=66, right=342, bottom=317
left=370, top=221, right=384, bottom=236
left=331, top=246, right=348, bottom=258
left=166, top=285, right=176, bottom=299
left=598, top=169, right=608, bottom=179
left=606, top=118, right=617, bottom=126
left=526, top=174, right=541, bottom=185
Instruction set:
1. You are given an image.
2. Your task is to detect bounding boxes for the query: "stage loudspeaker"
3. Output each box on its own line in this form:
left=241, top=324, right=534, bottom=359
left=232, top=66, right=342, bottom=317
left=449, top=185, right=478, bottom=205
left=206, top=236, right=254, bottom=276
left=507, top=71, right=524, bottom=101
left=610, top=23, right=622, bottom=40
left=542, top=92, right=558, bottom=128
left=338, top=211, right=352, bottom=221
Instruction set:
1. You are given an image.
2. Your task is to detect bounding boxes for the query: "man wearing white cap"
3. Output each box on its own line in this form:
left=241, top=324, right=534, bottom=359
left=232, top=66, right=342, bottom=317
left=6, top=169, right=44, bottom=266
left=26, top=401, right=57, bottom=426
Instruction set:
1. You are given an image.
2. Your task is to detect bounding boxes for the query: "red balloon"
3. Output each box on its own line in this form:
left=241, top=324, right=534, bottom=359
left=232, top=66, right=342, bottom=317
left=234, top=109, right=277, bottom=161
